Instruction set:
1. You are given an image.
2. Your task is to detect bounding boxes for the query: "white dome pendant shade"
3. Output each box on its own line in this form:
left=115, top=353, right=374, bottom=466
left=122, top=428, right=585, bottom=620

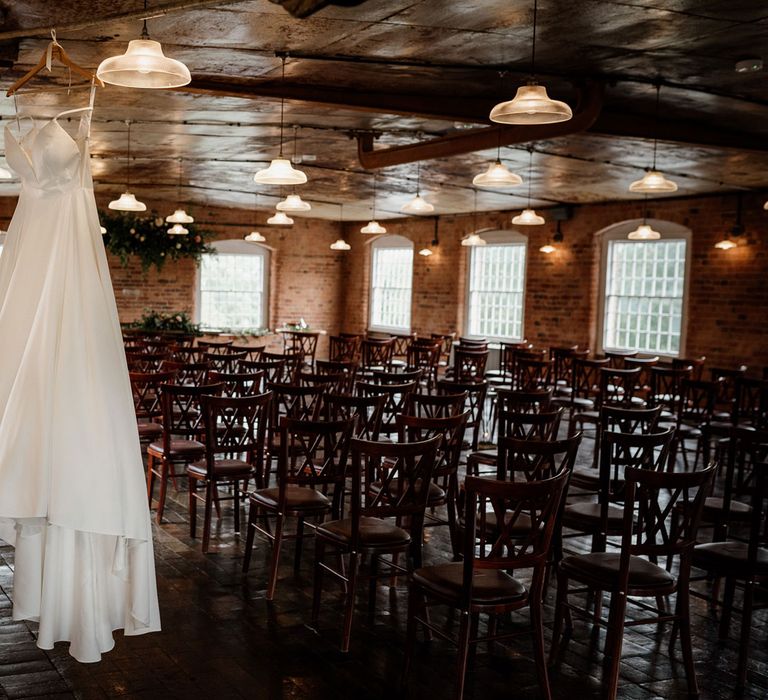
left=167, top=223, right=189, bottom=235
left=276, top=193, right=311, bottom=212
left=109, top=191, right=146, bottom=211
left=418, top=247, right=433, bottom=256
left=254, top=158, right=307, bottom=186
left=267, top=210, right=294, bottom=226
left=245, top=231, right=266, bottom=243
left=490, top=83, right=572, bottom=125
left=361, top=220, right=387, bottom=234
left=166, top=208, right=194, bottom=224
left=627, top=223, right=661, bottom=240
left=513, top=208, right=545, bottom=226
left=714, top=236, right=737, bottom=250
left=461, top=233, right=487, bottom=247
left=402, top=193, right=434, bottom=215
left=472, top=159, right=523, bottom=188
left=330, top=239, right=351, bottom=251
left=97, top=39, right=191, bottom=89
left=628, top=169, right=678, bottom=194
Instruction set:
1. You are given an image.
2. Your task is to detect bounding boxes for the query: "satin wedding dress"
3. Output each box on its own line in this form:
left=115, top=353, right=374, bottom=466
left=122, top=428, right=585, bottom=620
left=0, top=86, right=161, bottom=662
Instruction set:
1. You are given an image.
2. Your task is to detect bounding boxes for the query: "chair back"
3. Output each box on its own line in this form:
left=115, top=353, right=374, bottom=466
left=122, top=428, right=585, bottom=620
left=322, top=393, right=387, bottom=441
left=262, top=351, right=303, bottom=383
left=495, top=387, right=553, bottom=414
left=282, top=331, right=320, bottom=364
left=396, top=411, right=470, bottom=479
left=734, top=377, right=768, bottom=429
left=672, top=355, right=706, bottom=381
left=549, top=345, right=579, bottom=386
left=497, top=433, right=582, bottom=482
left=162, top=360, right=210, bottom=386
left=604, top=349, right=638, bottom=368
left=369, top=368, right=423, bottom=385
left=240, top=358, right=285, bottom=385
left=709, top=366, right=748, bottom=418
left=649, top=365, right=692, bottom=413
left=679, top=378, right=719, bottom=427
left=200, top=392, right=271, bottom=478
left=129, top=370, right=176, bottom=421
left=462, top=471, right=569, bottom=607
left=316, top=359, right=357, bottom=393
left=329, top=335, right=361, bottom=363
left=516, top=357, right=552, bottom=391
left=405, top=391, right=467, bottom=419
left=498, top=407, right=564, bottom=442
left=600, top=405, right=662, bottom=434
left=356, top=380, right=418, bottom=436
left=430, top=332, right=455, bottom=364
left=204, top=350, right=248, bottom=373
left=453, top=347, right=489, bottom=382
left=598, top=366, right=640, bottom=409
left=625, top=356, right=660, bottom=397
left=126, top=351, right=169, bottom=372
left=197, top=338, right=234, bottom=354
left=300, top=371, right=349, bottom=395
left=571, top=357, right=610, bottom=403
left=436, top=379, right=488, bottom=450
left=169, top=346, right=208, bottom=363
left=406, top=342, right=441, bottom=380
left=722, top=427, right=768, bottom=519
left=159, top=382, right=224, bottom=448
left=268, top=382, right=324, bottom=429
left=391, top=333, right=415, bottom=359
left=208, top=370, right=264, bottom=397
left=361, top=337, right=395, bottom=370
left=457, top=337, right=488, bottom=350
left=350, top=435, right=443, bottom=547
left=229, top=343, right=265, bottom=361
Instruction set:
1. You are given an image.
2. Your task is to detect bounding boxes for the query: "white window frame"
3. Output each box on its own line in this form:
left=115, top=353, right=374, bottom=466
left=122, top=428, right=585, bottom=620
left=597, top=218, right=692, bottom=359
left=196, top=239, right=270, bottom=332
left=368, top=234, right=414, bottom=334
left=464, top=229, right=528, bottom=342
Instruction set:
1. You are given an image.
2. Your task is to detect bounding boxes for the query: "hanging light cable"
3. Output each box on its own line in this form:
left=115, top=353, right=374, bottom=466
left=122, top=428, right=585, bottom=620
left=490, top=0, right=572, bottom=125
left=97, top=0, right=191, bottom=89
left=254, top=56, right=308, bottom=185
left=512, top=147, right=545, bottom=225
left=714, top=194, right=744, bottom=250
left=540, top=219, right=565, bottom=253
left=628, top=196, right=661, bottom=240
left=330, top=203, right=351, bottom=250
left=462, top=189, right=487, bottom=247
left=109, top=120, right=146, bottom=211
left=166, top=157, right=193, bottom=225
left=361, top=170, right=387, bottom=233
left=629, top=83, right=678, bottom=193
left=277, top=126, right=312, bottom=211
left=245, top=192, right=266, bottom=242
left=402, top=160, right=435, bottom=214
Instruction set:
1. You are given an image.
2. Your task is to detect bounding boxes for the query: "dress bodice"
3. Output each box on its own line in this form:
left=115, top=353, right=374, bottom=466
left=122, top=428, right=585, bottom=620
left=4, top=115, right=90, bottom=193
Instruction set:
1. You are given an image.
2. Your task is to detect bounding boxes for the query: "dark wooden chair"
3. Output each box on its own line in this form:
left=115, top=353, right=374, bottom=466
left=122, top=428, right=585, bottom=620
left=188, top=392, right=271, bottom=552
left=669, top=378, right=720, bottom=470
left=734, top=376, right=768, bottom=429
left=430, top=332, right=456, bottom=373
left=229, top=343, right=265, bottom=361
left=197, top=338, right=234, bottom=354
left=147, top=382, right=224, bottom=524
left=488, top=386, right=554, bottom=441
left=282, top=330, right=320, bottom=366
left=310, top=435, right=443, bottom=651
left=436, top=379, right=488, bottom=451
left=549, top=344, right=580, bottom=395
left=404, top=391, right=467, bottom=419
left=570, top=366, right=641, bottom=437
left=129, top=370, right=176, bottom=449
left=356, top=380, right=418, bottom=438
left=403, top=470, right=569, bottom=700
left=299, top=370, right=349, bottom=396
left=329, top=335, right=361, bottom=363
left=125, top=350, right=169, bottom=372
left=239, top=357, right=285, bottom=386
left=168, top=346, right=208, bottom=363
left=604, top=349, right=638, bottom=368
left=486, top=340, right=533, bottom=385
left=322, top=393, right=387, bottom=441
left=203, top=350, right=247, bottom=373
left=243, top=417, right=355, bottom=600
left=406, top=341, right=442, bottom=390
left=207, top=370, right=264, bottom=397
left=550, top=463, right=716, bottom=698
left=368, top=367, right=423, bottom=385
left=316, top=359, right=357, bottom=393
left=360, top=337, right=395, bottom=374
left=555, top=356, right=609, bottom=421
left=262, top=350, right=303, bottom=384
left=161, top=359, right=211, bottom=387
left=672, top=355, right=706, bottom=380
left=625, top=355, right=660, bottom=402
left=449, top=347, right=489, bottom=383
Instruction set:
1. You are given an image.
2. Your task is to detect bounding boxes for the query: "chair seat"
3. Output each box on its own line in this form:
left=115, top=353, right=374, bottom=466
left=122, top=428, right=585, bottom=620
left=250, top=484, right=331, bottom=511
left=569, top=468, right=600, bottom=491
left=467, top=450, right=496, bottom=467
left=148, top=438, right=205, bottom=458
left=137, top=422, right=163, bottom=439
left=702, top=496, right=752, bottom=521
left=413, top=562, right=526, bottom=605
left=479, top=509, right=532, bottom=535
left=563, top=502, right=624, bottom=529
left=187, top=458, right=253, bottom=479
left=318, top=516, right=410, bottom=548
left=560, top=552, right=675, bottom=590
left=693, top=541, right=768, bottom=577
left=571, top=397, right=595, bottom=410
left=369, top=480, right=446, bottom=504
left=572, top=409, right=599, bottom=424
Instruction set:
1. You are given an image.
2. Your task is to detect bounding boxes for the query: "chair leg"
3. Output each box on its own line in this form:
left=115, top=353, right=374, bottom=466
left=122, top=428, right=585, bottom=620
left=294, top=515, right=305, bottom=573
left=603, top=592, right=627, bottom=699
left=146, top=454, right=156, bottom=504
left=531, top=594, right=553, bottom=700
left=446, top=477, right=460, bottom=561
left=341, top=551, right=360, bottom=652
left=675, top=585, right=700, bottom=697
left=402, top=583, right=420, bottom=689
left=202, top=482, right=214, bottom=554
left=156, top=460, right=169, bottom=525
left=719, top=577, right=736, bottom=640
left=311, top=538, right=326, bottom=626
left=266, top=513, right=284, bottom=601
left=189, top=478, right=197, bottom=538
left=242, top=502, right=257, bottom=573
left=455, top=611, right=472, bottom=700
left=233, top=480, right=240, bottom=534
left=736, top=580, right=755, bottom=692
left=549, top=569, right=568, bottom=665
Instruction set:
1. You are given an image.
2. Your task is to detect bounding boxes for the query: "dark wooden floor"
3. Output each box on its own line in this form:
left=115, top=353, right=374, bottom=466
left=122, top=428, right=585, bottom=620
left=0, top=439, right=766, bottom=699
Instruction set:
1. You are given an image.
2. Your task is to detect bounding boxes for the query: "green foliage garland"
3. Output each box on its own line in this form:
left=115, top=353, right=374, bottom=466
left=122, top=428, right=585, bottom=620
left=129, top=309, right=201, bottom=335
left=100, top=209, right=216, bottom=272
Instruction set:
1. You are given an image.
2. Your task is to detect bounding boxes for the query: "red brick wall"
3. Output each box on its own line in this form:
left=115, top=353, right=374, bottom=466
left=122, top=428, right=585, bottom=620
left=1, top=192, right=765, bottom=369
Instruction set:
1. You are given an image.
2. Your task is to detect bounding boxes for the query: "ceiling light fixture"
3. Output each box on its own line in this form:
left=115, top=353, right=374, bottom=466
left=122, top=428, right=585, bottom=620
left=362, top=170, right=387, bottom=234
left=402, top=161, right=435, bottom=214
left=714, top=194, right=745, bottom=250
left=167, top=223, right=189, bottom=235
left=489, top=0, right=572, bottom=125
left=628, top=196, right=661, bottom=240
left=419, top=217, right=440, bottom=256
left=254, top=57, right=307, bottom=186
left=330, top=203, right=351, bottom=251
left=462, top=189, right=487, bottom=246
left=166, top=158, right=193, bottom=224
left=276, top=193, right=311, bottom=212
left=245, top=231, right=266, bottom=243
left=540, top=220, right=564, bottom=253
left=628, top=84, right=678, bottom=194
left=512, top=147, right=545, bottom=225
left=473, top=130, right=523, bottom=188
left=96, top=0, right=191, bottom=89
left=109, top=120, right=146, bottom=211
left=267, top=210, right=294, bottom=226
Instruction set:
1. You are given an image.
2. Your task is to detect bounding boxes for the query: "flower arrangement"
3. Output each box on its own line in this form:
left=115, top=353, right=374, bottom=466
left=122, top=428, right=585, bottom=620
left=130, top=309, right=201, bottom=335
left=100, top=210, right=215, bottom=271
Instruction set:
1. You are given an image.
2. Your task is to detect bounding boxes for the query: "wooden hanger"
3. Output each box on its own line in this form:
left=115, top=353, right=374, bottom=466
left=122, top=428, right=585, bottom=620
left=6, top=30, right=103, bottom=97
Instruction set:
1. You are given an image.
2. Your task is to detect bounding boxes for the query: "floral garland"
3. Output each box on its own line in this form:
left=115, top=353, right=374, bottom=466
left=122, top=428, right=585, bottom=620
left=100, top=209, right=215, bottom=272
left=128, top=309, right=201, bottom=335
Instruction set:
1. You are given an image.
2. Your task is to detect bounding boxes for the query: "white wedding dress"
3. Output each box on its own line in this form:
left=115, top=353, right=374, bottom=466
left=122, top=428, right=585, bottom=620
left=0, top=86, right=161, bottom=662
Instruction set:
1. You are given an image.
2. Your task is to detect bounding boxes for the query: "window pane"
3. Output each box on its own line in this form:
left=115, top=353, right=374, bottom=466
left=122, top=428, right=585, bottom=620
left=370, top=246, right=413, bottom=331
left=603, top=239, right=686, bottom=355
left=467, top=243, right=526, bottom=339
left=200, top=252, right=266, bottom=331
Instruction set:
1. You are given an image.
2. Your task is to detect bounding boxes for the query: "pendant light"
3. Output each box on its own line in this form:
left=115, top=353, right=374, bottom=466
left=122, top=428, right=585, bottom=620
left=100, top=225, right=107, bottom=235
left=419, top=218, right=440, bottom=256
left=166, top=158, right=193, bottom=224
left=361, top=171, right=387, bottom=233
left=254, top=57, right=307, bottom=185
left=461, top=190, right=487, bottom=247
left=267, top=210, right=294, bottom=226
left=276, top=193, right=311, bottom=212
left=109, top=120, right=146, bottom=211
left=167, top=223, right=189, bottom=235
left=540, top=220, right=564, bottom=253
left=714, top=195, right=744, bottom=249
left=330, top=203, right=351, bottom=251
left=512, top=147, right=545, bottom=225
left=402, top=161, right=435, bottom=214
left=96, top=1, right=191, bottom=89
left=627, top=196, right=661, bottom=239
left=473, top=131, right=523, bottom=188
left=629, top=84, right=678, bottom=193
left=763, top=200, right=768, bottom=211
left=245, top=231, right=266, bottom=243
left=489, top=0, right=572, bottom=125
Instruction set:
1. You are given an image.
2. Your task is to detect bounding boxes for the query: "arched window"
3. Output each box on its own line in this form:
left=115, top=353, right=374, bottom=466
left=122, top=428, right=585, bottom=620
left=465, top=229, right=527, bottom=341
left=369, top=234, right=414, bottom=333
left=197, top=239, right=270, bottom=332
left=597, top=219, right=691, bottom=357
